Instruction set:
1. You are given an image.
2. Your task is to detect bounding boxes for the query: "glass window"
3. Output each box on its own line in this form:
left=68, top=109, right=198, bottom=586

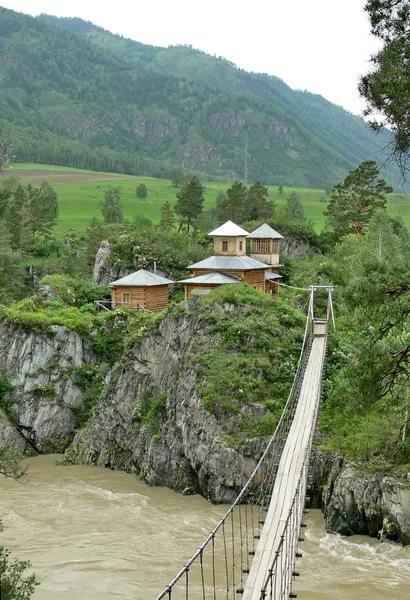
left=239, top=241, right=243, bottom=251
left=123, top=292, right=131, bottom=304
left=222, top=240, right=228, bottom=251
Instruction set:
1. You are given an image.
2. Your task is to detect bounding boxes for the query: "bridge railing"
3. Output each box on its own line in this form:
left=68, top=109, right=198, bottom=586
left=156, top=295, right=316, bottom=600
left=257, top=316, right=329, bottom=600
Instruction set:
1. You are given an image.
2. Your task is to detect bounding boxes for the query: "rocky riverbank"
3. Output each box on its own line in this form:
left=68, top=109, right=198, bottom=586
left=310, top=450, right=410, bottom=545
left=1, top=297, right=410, bottom=542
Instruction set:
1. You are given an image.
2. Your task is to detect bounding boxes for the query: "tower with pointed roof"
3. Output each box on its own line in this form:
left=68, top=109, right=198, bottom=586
left=180, top=220, right=271, bottom=299
left=247, top=223, right=283, bottom=269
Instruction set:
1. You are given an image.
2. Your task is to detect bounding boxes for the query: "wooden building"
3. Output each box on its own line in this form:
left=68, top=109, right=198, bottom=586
left=179, top=272, right=242, bottom=300
left=180, top=221, right=269, bottom=295
left=247, top=223, right=283, bottom=271
left=108, top=269, right=174, bottom=312
left=247, top=223, right=283, bottom=293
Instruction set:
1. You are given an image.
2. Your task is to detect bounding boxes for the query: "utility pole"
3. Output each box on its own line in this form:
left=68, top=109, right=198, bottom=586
left=243, top=141, right=249, bottom=185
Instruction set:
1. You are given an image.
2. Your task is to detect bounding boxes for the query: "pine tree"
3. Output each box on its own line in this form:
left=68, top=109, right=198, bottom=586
left=284, top=191, right=306, bottom=223
left=247, top=182, right=274, bottom=221
left=4, top=185, right=32, bottom=252
left=159, top=201, right=175, bottom=230
left=27, top=181, right=58, bottom=240
left=225, top=182, right=248, bottom=223
left=136, top=183, right=147, bottom=199
left=174, top=176, right=205, bottom=231
left=324, top=160, right=392, bottom=239
left=100, top=186, right=123, bottom=224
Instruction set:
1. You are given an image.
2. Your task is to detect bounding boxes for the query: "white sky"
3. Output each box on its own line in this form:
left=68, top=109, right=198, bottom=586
left=1, top=0, right=380, bottom=116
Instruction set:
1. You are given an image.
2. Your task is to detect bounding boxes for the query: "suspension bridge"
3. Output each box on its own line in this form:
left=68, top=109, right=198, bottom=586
left=156, top=285, right=334, bottom=600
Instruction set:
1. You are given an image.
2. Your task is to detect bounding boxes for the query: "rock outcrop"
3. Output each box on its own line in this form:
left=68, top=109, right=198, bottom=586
left=0, top=318, right=101, bottom=452
left=310, top=451, right=410, bottom=545
left=64, top=306, right=261, bottom=503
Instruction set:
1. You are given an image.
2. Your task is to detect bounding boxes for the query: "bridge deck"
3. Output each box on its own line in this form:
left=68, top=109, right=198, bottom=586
left=243, top=330, right=327, bottom=599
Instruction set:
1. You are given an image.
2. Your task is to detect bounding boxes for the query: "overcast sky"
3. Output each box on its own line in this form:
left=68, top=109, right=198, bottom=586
left=1, top=0, right=380, bottom=116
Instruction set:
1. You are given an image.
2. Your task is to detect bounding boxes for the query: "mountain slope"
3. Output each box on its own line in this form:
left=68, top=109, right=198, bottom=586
left=0, top=8, right=396, bottom=187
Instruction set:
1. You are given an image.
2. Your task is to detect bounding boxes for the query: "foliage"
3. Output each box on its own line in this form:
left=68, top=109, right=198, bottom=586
left=39, top=275, right=111, bottom=307
left=0, top=522, right=39, bottom=599
left=107, top=218, right=210, bottom=280
left=360, top=1, right=410, bottom=170
left=136, top=183, right=147, bottom=199
left=224, top=182, right=248, bottom=223
left=324, top=160, right=392, bottom=240
left=159, top=201, right=175, bottom=230
left=314, top=213, right=410, bottom=467
left=0, top=445, right=27, bottom=480
left=247, top=182, right=274, bottom=221
left=134, top=392, right=167, bottom=435
left=0, top=8, right=400, bottom=188
left=282, top=191, right=307, bottom=223
left=69, top=366, right=105, bottom=428
left=190, top=285, right=305, bottom=441
left=175, top=176, right=205, bottom=231
left=100, top=186, right=123, bottom=223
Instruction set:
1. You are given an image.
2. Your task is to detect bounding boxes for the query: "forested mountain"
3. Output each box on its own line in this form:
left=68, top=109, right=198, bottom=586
left=0, top=7, right=396, bottom=186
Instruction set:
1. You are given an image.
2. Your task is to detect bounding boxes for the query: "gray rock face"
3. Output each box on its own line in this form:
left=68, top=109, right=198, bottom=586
left=64, top=307, right=261, bottom=503
left=311, top=451, right=410, bottom=545
left=281, top=235, right=317, bottom=259
left=0, top=410, right=27, bottom=452
left=0, top=318, right=100, bottom=452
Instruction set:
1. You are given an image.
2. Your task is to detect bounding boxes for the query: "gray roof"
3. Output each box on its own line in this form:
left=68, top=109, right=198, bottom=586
left=188, top=255, right=269, bottom=270
left=247, top=223, right=284, bottom=239
left=265, top=272, right=282, bottom=281
left=109, top=269, right=174, bottom=287
left=179, top=272, right=243, bottom=285
left=208, top=220, right=249, bottom=237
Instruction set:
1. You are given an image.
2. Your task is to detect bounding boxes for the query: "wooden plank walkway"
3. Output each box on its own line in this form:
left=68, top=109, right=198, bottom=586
left=243, top=324, right=327, bottom=599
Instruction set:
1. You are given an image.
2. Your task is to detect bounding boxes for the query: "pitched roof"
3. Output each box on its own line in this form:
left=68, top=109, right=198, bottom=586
left=265, top=272, right=282, bottom=281
left=179, top=272, right=243, bottom=284
left=187, top=255, right=269, bottom=270
left=247, top=223, right=284, bottom=239
left=108, top=269, right=174, bottom=287
left=208, top=220, right=250, bottom=237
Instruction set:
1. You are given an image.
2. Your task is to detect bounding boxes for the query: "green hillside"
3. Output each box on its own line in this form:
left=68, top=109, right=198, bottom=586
left=0, top=7, right=401, bottom=188
left=10, top=164, right=410, bottom=233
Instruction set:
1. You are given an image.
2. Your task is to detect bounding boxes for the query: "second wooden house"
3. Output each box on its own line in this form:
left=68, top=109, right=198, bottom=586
left=108, top=269, right=174, bottom=311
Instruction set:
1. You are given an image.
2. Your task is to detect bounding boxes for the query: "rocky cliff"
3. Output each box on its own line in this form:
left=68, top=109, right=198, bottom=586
left=0, top=317, right=103, bottom=452
left=64, top=305, right=261, bottom=503
left=310, top=451, right=410, bottom=545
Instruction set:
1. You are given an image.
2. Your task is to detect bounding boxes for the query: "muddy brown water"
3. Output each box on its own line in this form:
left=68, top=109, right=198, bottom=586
left=0, top=455, right=409, bottom=599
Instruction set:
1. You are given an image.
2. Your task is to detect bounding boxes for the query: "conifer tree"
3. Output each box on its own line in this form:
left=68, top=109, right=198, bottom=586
left=174, top=176, right=205, bottom=231
left=159, top=201, right=175, bottom=230
left=225, top=182, right=248, bottom=223
left=247, top=182, right=273, bottom=221
left=100, top=186, right=123, bottom=224
left=4, top=185, right=32, bottom=252
left=324, top=160, right=392, bottom=239
left=284, top=191, right=306, bottom=223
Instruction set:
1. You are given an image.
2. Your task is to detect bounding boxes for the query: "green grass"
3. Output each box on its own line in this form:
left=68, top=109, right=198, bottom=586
left=9, top=164, right=410, bottom=233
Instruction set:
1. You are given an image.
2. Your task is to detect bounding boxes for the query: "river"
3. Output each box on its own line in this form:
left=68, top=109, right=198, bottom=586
left=0, top=456, right=409, bottom=599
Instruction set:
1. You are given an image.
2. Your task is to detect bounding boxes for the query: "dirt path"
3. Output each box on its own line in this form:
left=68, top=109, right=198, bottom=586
left=6, top=169, right=136, bottom=185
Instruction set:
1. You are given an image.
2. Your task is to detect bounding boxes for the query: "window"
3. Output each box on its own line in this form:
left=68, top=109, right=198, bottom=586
left=123, top=292, right=131, bottom=304
left=252, top=239, right=269, bottom=254
left=239, top=241, right=243, bottom=251
left=222, top=240, right=228, bottom=251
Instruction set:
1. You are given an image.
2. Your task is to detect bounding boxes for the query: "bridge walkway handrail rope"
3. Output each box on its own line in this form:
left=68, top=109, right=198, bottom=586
left=155, top=286, right=333, bottom=600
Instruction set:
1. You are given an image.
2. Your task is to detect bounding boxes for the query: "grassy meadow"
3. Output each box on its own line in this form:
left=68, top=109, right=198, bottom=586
left=7, top=164, right=410, bottom=234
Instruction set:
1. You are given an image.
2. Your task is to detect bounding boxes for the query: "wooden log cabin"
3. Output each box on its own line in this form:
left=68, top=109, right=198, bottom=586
left=247, top=223, right=283, bottom=293
left=180, top=221, right=271, bottom=297
left=108, top=269, right=174, bottom=312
